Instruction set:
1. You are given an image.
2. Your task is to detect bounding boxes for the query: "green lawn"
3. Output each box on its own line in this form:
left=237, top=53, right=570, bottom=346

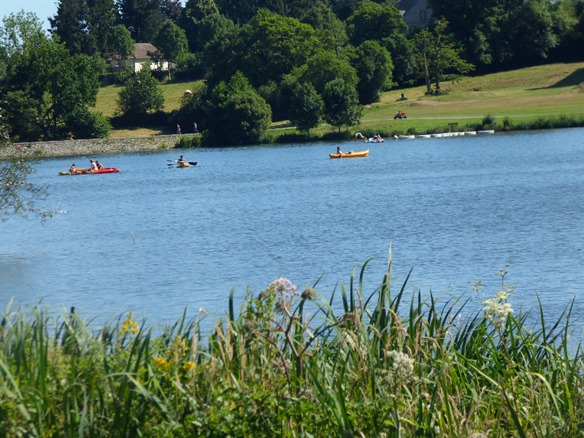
left=94, top=63, right=584, bottom=139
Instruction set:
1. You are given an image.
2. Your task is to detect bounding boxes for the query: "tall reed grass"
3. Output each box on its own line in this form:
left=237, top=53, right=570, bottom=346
left=1, top=253, right=582, bottom=436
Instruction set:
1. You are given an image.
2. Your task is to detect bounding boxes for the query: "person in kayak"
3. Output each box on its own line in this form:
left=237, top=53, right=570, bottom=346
left=95, top=160, right=104, bottom=169
left=177, top=155, right=186, bottom=164
left=336, top=146, right=352, bottom=155
left=90, top=160, right=98, bottom=172
left=69, top=163, right=78, bottom=174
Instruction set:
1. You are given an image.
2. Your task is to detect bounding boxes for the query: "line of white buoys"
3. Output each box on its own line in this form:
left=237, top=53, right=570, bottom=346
left=394, top=130, right=488, bottom=140
left=393, top=130, right=493, bottom=140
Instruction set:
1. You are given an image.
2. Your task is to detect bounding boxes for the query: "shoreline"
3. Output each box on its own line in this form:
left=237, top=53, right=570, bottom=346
left=0, top=135, right=186, bottom=160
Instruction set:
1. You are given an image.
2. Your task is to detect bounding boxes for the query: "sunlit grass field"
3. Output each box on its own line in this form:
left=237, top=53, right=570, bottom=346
left=94, top=62, right=584, bottom=139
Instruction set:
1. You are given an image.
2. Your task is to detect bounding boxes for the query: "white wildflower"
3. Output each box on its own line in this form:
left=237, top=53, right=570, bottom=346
left=483, top=287, right=514, bottom=329
left=387, top=350, right=414, bottom=384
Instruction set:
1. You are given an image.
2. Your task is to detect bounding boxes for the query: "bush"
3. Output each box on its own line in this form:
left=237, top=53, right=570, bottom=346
left=67, top=109, right=111, bottom=139
left=175, top=135, right=202, bottom=148
left=481, top=114, right=496, bottom=129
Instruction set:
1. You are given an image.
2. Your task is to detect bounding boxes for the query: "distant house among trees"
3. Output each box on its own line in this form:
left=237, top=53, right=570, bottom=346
left=396, top=0, right=433, bottom=29
left=110, top=43, right=173, bottom=74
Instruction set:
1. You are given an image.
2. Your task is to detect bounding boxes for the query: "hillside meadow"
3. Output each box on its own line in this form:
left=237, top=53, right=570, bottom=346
left=94, top=62, right=584, bottom=139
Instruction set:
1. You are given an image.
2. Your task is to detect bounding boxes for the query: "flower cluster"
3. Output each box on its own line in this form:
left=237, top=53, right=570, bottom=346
left=386, top=350, right=415, bottom=385
left=483, top=287, right=514, bottom=329
left=153, top=334, right=195, bottom=374
left=267, top=277, right=299, bottom=314
left=120, top=312, right=139, bottom=335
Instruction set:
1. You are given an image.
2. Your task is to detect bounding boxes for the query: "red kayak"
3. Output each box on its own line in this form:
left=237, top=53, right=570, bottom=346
left=59, top=167, right=119, bottom=175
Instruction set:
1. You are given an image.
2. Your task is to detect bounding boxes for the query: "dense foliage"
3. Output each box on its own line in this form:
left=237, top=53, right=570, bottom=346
left=1, top=257, right=582, bottom=435
left=0, top=109, right=52, bottom=220
left=0, top=0, right=582, bottom=143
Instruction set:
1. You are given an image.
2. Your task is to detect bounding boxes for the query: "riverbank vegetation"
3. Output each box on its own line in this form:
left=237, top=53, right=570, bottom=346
left=1, top=257, right=582, bottom=436
left=95, top=62, right=584, bottom=142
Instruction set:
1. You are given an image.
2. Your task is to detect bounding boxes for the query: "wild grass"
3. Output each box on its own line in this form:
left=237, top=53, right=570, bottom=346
left=1, top=252, right=582, bottom=436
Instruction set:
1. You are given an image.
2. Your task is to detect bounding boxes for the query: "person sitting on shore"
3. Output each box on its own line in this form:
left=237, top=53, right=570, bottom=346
left=394, top=111, right=407, bottom=119
left=354, top=132, right=365, bottom=140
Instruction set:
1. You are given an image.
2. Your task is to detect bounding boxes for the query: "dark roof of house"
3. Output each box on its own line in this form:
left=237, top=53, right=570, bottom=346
left=133, top=43, right=158, bottom=59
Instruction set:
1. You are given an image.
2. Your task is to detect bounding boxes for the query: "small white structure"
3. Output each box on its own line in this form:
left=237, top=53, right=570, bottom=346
left=110, top=43, right=175, bottom=74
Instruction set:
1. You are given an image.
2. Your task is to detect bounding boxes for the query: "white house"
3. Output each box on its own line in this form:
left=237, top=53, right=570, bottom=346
left=396, top=0, right=433, bottom=29
left=110, top=43, right=174, bottom=74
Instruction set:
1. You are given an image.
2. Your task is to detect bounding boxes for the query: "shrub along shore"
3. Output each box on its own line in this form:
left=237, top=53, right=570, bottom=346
left=1, top=257, right=582, bottom=436
left=2, top=113, right=583, bottom=161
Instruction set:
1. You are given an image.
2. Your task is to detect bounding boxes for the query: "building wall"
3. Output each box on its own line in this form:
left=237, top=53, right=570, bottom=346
left=399, top=0, right=433, bottom=29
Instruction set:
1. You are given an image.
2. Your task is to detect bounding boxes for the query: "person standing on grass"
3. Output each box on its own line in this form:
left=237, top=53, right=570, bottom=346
left=193, top=122, right=198, bottom=133
left=177, top=124, right=181, bottom=135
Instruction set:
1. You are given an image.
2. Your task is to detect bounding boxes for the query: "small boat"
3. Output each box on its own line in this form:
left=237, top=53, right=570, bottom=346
left=59, top=167, right=119, bottom=176
left=170, top=161, right=197, bottom=168
left=367, top=137, right=385, bottom=143
left=329, top=149, right=369, bottom=159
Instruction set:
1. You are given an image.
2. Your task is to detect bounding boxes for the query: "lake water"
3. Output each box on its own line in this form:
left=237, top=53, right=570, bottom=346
left=1, top=128, right=583, bottom=341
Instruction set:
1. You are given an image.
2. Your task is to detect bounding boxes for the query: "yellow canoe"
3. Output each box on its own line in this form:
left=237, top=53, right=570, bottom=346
left=329, top=149, right=369, bottom=159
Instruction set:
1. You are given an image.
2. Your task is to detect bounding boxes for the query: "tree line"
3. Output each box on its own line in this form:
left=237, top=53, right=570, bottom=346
left=1, top=0, right=582, bottom=145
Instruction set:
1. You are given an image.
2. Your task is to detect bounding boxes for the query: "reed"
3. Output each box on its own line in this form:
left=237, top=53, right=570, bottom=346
left=1, top=254, right=582, bottom=436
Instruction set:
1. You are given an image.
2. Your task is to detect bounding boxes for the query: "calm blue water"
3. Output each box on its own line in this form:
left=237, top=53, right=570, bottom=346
left=1, top=129, right=583, bottom=340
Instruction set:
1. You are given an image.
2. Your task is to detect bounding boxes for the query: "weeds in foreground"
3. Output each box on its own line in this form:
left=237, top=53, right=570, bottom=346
left=1, top=253, right=582, bottom=437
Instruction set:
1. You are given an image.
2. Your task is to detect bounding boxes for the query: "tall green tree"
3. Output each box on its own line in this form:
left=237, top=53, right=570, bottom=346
left=354, top=40, right=393, bottom=103
left=288, top=81, right=323, bottom=133
left=204, top=71, right=272, bottom=145
left=180, top=0, right=220, bottom=51
left=0, top=12, right=45, bottom=58
left=200, top=14, right=239, bottom=85
left=5, top=34, right=103, bottom=140
left=300, top=51, right=359, bottom=95
left=86, top=0, right=119, bottom=57
left=413, top=19, right=474, bottom=95
left=347, top=2, right=407, bottom=47
left=117, top=68, right=164, bottom=119
left=110, top=24, right=136, bottom=73
left=237, top=9, right=323, bottom=87
left=428, top=0, right=571, bottom=68
left=322, top=78, right=362, bottom=131
left=154, top=20, right=188, bottom=78
left=118, top=0, right=165, bottom=42
left=49, top=0, right=93, bottom=55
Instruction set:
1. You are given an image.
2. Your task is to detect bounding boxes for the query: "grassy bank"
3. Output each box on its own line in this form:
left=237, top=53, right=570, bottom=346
left=95, top=63, right=584, bottom=140
left=1, top=256, right=582, bottom=436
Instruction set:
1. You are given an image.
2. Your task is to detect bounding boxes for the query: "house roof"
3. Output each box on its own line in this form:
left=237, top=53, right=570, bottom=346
left=133, top=43, right=158, bottom=60
left=395, top=0, right=418, bottom=13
